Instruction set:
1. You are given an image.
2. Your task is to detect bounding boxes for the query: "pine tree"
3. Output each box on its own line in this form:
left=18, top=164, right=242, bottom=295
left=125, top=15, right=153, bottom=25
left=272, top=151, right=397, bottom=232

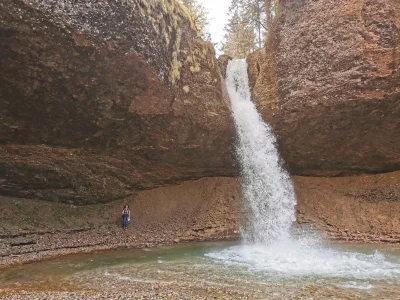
left=179, top=0, right=211, bottom=41
left=242, top=0, right=266, bottom=49
left=265, top=0, right=280, bottom=29
left=222, top=0, right=264, bottom=58
left=222, top=0, right=281, bottom=57
left=265, top=0, right=271, bottom=30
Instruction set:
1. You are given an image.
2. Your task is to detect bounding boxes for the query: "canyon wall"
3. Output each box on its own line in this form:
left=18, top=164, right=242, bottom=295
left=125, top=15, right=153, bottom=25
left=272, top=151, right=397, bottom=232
left=0, top=0, right=236, bottom=204
left=248, top=0, right=400, bottom=176
left=1, top=0, right=399, bottom=262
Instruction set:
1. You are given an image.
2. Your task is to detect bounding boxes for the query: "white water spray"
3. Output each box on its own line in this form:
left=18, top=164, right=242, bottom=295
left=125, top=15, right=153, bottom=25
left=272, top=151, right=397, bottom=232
left=225, top=59, right=296, bottom=244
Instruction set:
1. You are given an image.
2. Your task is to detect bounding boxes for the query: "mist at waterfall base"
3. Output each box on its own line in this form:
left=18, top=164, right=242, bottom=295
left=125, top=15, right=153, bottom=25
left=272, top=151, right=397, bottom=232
left=206, top=59, right=400, bottom=280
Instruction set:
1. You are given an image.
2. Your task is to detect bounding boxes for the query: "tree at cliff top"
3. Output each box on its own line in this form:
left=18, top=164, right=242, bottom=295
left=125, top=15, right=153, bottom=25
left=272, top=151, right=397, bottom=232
left=179, top=0, right=212, bottom=41
left=222, top=0, right=266, bottom=58
left=265, top=0, right=279, bottom=29
left=221, top=0, right=281, bottom=58
left=244, top=0, right=267, bottom=48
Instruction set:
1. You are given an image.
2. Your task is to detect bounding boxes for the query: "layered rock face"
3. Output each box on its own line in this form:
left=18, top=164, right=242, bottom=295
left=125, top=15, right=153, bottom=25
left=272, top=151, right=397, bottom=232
left=0, top=0, right=235, bottom=204
left=248, top=0, right=400, bottom=176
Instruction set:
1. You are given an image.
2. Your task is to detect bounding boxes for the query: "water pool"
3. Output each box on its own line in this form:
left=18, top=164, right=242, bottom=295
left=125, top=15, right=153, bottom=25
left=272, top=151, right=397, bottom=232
left=1, top=241, right=400, bottom=299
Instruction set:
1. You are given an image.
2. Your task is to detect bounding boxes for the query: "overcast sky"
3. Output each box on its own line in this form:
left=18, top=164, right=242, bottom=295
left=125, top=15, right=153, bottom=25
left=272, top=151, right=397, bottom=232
left=202, top=0, right=231, bottom=47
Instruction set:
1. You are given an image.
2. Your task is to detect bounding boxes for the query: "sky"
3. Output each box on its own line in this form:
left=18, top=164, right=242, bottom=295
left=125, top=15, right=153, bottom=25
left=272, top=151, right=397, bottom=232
left=202, top=0, right=231, bottom=48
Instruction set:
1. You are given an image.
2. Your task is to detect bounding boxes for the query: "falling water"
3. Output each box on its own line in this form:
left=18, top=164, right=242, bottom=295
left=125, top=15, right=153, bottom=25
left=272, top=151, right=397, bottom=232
left=225, top=59, right=296, bottom=244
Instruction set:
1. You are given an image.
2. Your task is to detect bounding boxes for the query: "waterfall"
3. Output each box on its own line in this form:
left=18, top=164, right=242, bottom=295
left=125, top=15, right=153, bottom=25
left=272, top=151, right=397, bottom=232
left=206, top=59, right=400, bottom=282
left=225, top=59, right=296, bottom=244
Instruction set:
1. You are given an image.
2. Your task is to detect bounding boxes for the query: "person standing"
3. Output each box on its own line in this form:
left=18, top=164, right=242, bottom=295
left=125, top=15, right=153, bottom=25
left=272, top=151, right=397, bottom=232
left=122, top=205, right=130, bottom=230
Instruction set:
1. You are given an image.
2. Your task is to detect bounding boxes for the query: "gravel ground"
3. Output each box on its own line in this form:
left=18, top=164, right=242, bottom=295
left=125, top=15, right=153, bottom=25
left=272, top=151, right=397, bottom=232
left=0, top=223, right=239, bottom=268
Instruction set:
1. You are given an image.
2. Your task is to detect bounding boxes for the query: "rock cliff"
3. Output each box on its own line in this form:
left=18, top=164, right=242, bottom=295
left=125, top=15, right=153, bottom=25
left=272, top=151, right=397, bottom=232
left=0, top=0, right=236, bottom=204
left=248, top=0, right=400, bottom=176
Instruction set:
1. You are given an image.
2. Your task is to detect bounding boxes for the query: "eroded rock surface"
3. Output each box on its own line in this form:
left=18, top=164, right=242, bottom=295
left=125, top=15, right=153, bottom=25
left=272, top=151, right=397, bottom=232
left=0, top=0, right=235, bottom=204
left=248, top=0, right=400, bottom=176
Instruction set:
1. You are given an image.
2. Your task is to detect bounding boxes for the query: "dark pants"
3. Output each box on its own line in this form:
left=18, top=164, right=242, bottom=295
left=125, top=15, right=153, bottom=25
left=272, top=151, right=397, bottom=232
left=123, top=215, right=129, bottom=229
